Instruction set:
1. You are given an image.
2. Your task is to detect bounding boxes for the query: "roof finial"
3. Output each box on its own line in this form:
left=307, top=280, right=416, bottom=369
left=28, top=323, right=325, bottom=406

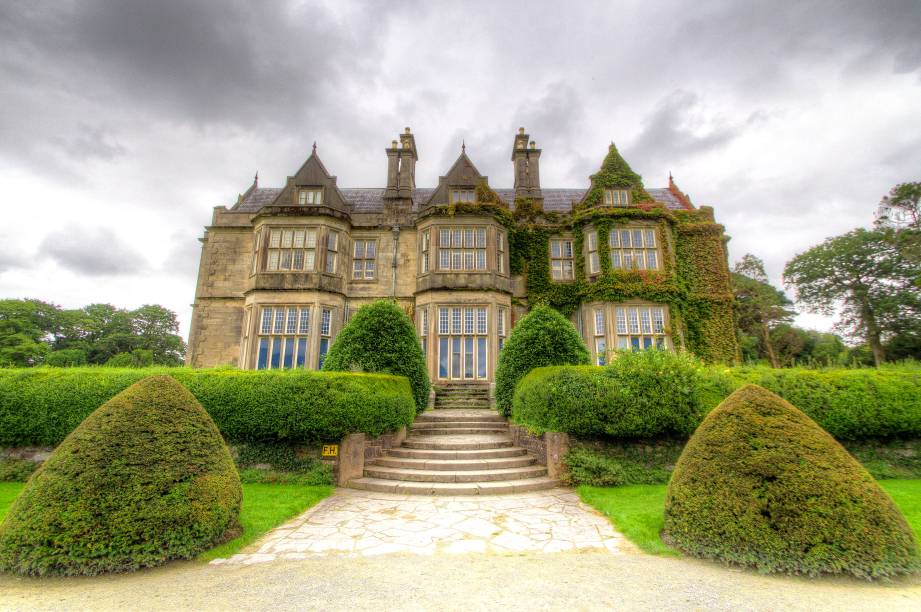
left=462, top=140, right=466, bottom=153
left=312, top=141, right=317, bottom=154
left=254, top=171, right=259, bottom=187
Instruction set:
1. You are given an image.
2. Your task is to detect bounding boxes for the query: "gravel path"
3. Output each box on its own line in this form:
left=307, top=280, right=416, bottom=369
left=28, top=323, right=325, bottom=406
left=1, top=552, right=919, bottom=611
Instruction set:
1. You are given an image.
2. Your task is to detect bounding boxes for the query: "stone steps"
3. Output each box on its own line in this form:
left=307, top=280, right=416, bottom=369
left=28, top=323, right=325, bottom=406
left=373, top=455, right=536, bottom=471
left=348, top=476, right=559, bottom=496
left=364, top=464, right=548, bottom=483
left=348, top=395, right=557, bottom=495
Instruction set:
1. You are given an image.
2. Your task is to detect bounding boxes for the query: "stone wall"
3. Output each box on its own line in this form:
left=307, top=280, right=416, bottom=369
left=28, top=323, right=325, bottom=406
left=509, top=424, right=547, bottom=464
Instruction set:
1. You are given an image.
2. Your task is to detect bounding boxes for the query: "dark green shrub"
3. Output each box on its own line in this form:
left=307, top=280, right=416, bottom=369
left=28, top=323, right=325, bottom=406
left=322, top=300, right=430, bottom=412
left=513, top=351, right=730, bottom=437
left=722, top=365, right=921, bottom=439
left=564, top=443, right=679, bottom=486
left=0, top=376, right=242, bottom=576
left=0, top=457, right=37, bottom=482
left=105, top=349, right=154, bottom=368
left=495, top=305, right=590, bottom=415
left=663, top=384, right=919, bottom=579
left=43, top=349, right=87, bottom=367
left=0, top=368, right=416, bottom=447
left=233, top=441, right=334, bottom=485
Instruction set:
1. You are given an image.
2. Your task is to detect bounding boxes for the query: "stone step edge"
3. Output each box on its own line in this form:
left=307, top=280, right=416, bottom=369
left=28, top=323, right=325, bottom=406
left=347, top=476, right=560, bottom=496
left=371, top=456, right=536, bottom=470
left=387, top=447, right=527, bottom=459
left=364, top=465, right=548, bottom=483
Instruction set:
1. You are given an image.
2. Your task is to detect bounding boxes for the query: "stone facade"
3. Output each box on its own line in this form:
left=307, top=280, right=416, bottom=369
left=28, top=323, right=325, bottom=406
left=188, top=127, right=737, bottom=380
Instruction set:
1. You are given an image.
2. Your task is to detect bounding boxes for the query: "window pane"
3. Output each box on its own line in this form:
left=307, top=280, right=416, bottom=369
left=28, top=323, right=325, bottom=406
left=652, top=308, right=665, bottom=333
left=451, top=338, right=461, bottom=378
left=268, top=250, right=280, bottom=270
left=464, top=308, right=474, bottom=334
left=286, top=307, right=298, bottom=333
left=321, top=309, right=331, bottom=336
left=643, top=337, right=653, bottom=349
left=281, top=230, right=293, bottom=248
left=440, top=229, right=450, bottom=247
left=439, top=308, right=449, bottom=334
left=270, top=337, right=281, bottom=368
left=318, top=338, right=329, bottom=368
left=644, top=230, right=655, bottom=247
left=293, top=230, right=305, bottom=249
left=640, top=308, right=652, bottom=333
left=274, top=309, right=286, bottom=333
left=354, top=241, right=365, bottom=258
left=477, top=337, right=487, bottom=378
left=464, top=228, right=474, bottom=248
left=261, top=308, right=273, bottom=334
left=632, top=230, right=643, bottom=247
left=562, top=241, right=573, bottom=257
left=305, top=230, right=317, bottom=248
left=366, top=241, right=376, bottom=257
left=551, top=261, right=562, bottom=279
left=620, top=230, right=631, bottom=248
left=326, top=252, right=336, bottom=273
left=477, top=307, right=487, bottom=334
left=615, top=308, right=627, bottom=334
left=299, top=308, right=310, bottom=333
left=476, top=228, right=486, bottom=247
left=594, top=309, right=605, bottom=335
left=452, top=230, right=462, bottom=248
left=452, top=251, right=462, bottom=270
left=439, top=250, right=450, bottom=269
left=590, top=253, right=599, bottom=274
left=296, top=338, right=307, bottom=368
left=628, top=308, right=640, bottom=334
left=269, top=230, right=281, bottom=248
left=476, top=250, right=486, bottom=270
left=365, top=261, right=375, bottom=278
left=452, top=308, right=461, bottom=334
left=304, top=251, right=315, bottom=270
left=464, top=337, right=474, bottom=378
left=464, top=251, right=474, bottom=270
left=588, top=231, right=597, bottom=251
left=283, top=338, right=294, bottom=368
left=353, top=260, right=363, bottom=279
left=647, top=251, right=657, bottom=270
left=623, top=252, right=633, bottom=269
left=609, top=230, right=619, bottom=248
left=280, top=251, right=292, bottom=270
left=439, top=337, right=449, bottom=377
left=551, top=241, right=561, bottom=258
left=634, top=251, right=646, bottom=270
left=610, top=251, right=621, bottom=269
left=293, top=250, right=304, bottom=270
left=596, top=339, right=606, bottom=366
left=257, top=338, right=269, bottom=369
left=563, top=261, right=573, bottom=278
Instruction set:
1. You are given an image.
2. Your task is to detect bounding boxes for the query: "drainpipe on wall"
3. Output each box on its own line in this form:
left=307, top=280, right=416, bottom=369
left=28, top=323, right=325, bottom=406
left=391, top=225, right=401, bottom=298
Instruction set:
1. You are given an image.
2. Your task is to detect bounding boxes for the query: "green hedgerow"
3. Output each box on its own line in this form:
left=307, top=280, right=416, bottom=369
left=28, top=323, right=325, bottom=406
left=0, top=376, right=242, bottom=576
left=495, top=305, right=590, bottom=416
left=512, top=350, right=730, bottom=437
left=321, top=300, right=430, bottom=412
left=663, top=384, right=919, bottom=579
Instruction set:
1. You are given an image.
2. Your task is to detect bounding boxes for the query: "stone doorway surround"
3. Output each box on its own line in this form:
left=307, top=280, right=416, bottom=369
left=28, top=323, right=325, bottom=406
left=212, top=487, right=630, bottom=564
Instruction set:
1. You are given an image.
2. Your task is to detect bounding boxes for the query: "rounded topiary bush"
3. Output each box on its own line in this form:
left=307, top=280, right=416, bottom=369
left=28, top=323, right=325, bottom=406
left=495, top=305, right=590, bottom=416
left=663, top=384, right=919, bottom=579
left=321, top=300, right=430, bottom=412
left=0, top=375, right=242, bottom=576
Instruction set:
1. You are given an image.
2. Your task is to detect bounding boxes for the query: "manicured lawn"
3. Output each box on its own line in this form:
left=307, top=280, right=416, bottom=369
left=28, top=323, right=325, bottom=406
left=578, top=483, right=676, bottom=556
left=879, top=479, right=921, bottom=543
left=0, top=481, right=332, bottom=561
left=580, top=479, right=921, bottom=557
left=199, top=483, right=333, bottom=561
left=0, top=482, right=23, bottom=523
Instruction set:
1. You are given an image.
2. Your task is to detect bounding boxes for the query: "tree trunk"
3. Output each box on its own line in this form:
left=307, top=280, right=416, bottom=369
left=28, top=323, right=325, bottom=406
left=860, top=297, right=885, bottom=367
left=761, top=323, right=779, bottom=368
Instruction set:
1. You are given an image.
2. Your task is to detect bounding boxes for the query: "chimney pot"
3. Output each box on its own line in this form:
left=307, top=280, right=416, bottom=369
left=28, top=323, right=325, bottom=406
left=392, top=140, right=398, bottom=147
left=405, top=127, right=411, bottom=133
left=530, top=140, right=536, bottom=149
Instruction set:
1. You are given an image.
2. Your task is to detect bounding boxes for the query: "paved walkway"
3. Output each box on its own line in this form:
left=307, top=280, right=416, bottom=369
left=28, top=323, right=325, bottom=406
left=213, top=487, right=630, bottom=564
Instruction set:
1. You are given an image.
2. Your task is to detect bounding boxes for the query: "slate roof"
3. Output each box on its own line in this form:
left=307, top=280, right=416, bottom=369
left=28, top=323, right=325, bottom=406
left=231, top=186, right=688, bottom=214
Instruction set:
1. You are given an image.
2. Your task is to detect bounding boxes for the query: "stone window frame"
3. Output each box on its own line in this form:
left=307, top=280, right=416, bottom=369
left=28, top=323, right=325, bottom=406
left=420, top=229, right=431, bottom=274
left=436, top=225, right=488, bottom=272
left=586, top=230, right=600, bottom=276
left=351, top=236, right=378, bottom=281
left=449, top=189, right=476, bottom=204
left=497, top=229, right=507, bottom=275
left=264, top=226, right=320, bottom=273
left=586, top=301, right=671, bottom=364
left=297, top=187, right=323, bottom=205
left=325, top=230, right=341, bottom=275
left=549, top=235, right=575, bottom=281
left=593, top=307, right=606, bottom=365
left=609, top=226, right=659, bottom=271
left=435, top=304, right=490, bottom=381
left=255, top=304, right=313, bottom=370
left=603, top=189, right=630, bottom=207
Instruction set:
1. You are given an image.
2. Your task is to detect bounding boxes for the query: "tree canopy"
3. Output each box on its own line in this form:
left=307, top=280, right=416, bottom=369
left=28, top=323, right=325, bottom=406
left=731, top=254, right=796, bottom=367
left=784, top=228, right=921, bottom=366
left=0, top=299, right=185, bottom=367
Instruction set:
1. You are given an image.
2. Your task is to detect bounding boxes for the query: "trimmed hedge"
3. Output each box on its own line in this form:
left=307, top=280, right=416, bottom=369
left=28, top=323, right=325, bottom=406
left=511, top=359, right=921, bottom=441
left=0, top=376, right=242, bottom=576
left=512, top=351, right=732, bottom=437
left=663, top=385, right=919, bottom=579
left=0, top=367, right=416, bottom=447
left=495, top=305, right=590, bottom=416
left=322, top=300, right=430, bottom=412
left=723, top=365, right=921, bottom=440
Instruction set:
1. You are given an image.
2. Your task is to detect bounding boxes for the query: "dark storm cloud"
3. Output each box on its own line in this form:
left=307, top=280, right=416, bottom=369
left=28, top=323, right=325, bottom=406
left=40, top=228, right=147, bottom=276
left=629, top=91, right=749, bottom=168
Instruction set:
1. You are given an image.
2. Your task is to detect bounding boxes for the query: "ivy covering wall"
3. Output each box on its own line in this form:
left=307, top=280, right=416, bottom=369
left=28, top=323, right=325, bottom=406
left=425, top=145, right=740, bottom=364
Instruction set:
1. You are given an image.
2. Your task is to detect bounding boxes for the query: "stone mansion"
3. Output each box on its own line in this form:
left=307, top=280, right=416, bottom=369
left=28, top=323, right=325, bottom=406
left=187, top=127, right=738, bottom=381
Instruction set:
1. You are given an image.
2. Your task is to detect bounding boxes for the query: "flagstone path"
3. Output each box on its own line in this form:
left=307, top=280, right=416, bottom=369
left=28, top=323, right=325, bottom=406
left=213, top=487, right=631, bottom=564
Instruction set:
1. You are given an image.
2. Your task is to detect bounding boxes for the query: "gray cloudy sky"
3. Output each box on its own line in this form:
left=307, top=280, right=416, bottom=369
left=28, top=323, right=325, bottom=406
left=2, top=0, right=920, bottom=340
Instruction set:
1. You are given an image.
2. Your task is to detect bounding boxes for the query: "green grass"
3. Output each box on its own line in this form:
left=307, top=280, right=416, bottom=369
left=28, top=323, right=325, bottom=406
left=578, top=483, right=677, bottom=556
left=0, top=482, right=23, bottom=523
left=0, top=481, right=331, bottom=562
left=580, top=479, right=921, bottom=558
left=879, top=479, right=921, bottom=543
left=199, top=483, right=332, bottom=561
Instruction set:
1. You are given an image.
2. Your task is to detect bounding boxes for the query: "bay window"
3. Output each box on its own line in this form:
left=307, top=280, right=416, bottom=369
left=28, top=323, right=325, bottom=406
left=266, top=227, right=317, bottom=272
left=609, top=227, right=659, bottom=271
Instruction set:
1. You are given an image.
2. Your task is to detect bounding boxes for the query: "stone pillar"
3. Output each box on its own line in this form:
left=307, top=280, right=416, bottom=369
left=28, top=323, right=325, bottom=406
left=336, top=433, right=366, bottom=486
left=544, top=432, right=570, bottom=480
left=392, top=426, right=407, bottom=448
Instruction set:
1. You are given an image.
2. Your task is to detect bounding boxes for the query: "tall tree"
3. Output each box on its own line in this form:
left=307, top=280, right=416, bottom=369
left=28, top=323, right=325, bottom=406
left=876, top=182, right=921, bottom=230
left=731, top=254, right=795, bottom=368
left=784, top=228, right=921, bottom=366
left=0, top=299, right=62, bottom=366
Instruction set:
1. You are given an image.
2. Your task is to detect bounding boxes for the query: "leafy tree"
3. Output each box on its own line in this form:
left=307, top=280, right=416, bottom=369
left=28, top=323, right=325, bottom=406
left=0, top=299, right=62, bottom=366
left=731, top=254, right=795, bottom=368
left=130, top=305, right=185, bottom=365
left=784, top=229, right=921, bottom=366
left=44, top=349, right=88, bottom=367
left=876, top=182, right=921, bottom=230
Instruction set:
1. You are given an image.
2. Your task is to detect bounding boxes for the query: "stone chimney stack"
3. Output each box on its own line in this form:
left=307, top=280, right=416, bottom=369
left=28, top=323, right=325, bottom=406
left=512, top=127, right=542, bottom=201
left=385, top=128, right=418, bottom=199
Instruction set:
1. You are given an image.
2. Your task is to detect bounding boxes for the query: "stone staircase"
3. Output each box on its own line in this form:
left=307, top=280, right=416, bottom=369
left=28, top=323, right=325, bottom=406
left=348, top=383, right=558, bottom=495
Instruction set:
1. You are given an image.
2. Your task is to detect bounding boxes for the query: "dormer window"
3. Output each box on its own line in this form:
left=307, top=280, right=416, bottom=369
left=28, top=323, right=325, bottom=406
left=298, top=188, right=323, bottom=205
left=450, top=189, right=475, bottom=204
left=603, top=189, right=630, bottom=207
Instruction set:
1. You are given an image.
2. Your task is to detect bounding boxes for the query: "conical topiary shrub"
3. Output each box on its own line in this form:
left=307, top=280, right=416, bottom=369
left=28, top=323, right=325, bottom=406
left=322, top=300, right=430, bottom=412
left=0, top=376, right=242, bottom=576
left=495, top=305, right=590, bottom=416
left=663, top=384, right=919, bottom=579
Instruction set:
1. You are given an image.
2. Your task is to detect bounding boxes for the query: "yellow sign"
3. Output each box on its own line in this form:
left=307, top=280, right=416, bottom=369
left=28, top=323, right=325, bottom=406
left=322, top=444, right=339, bottom=457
